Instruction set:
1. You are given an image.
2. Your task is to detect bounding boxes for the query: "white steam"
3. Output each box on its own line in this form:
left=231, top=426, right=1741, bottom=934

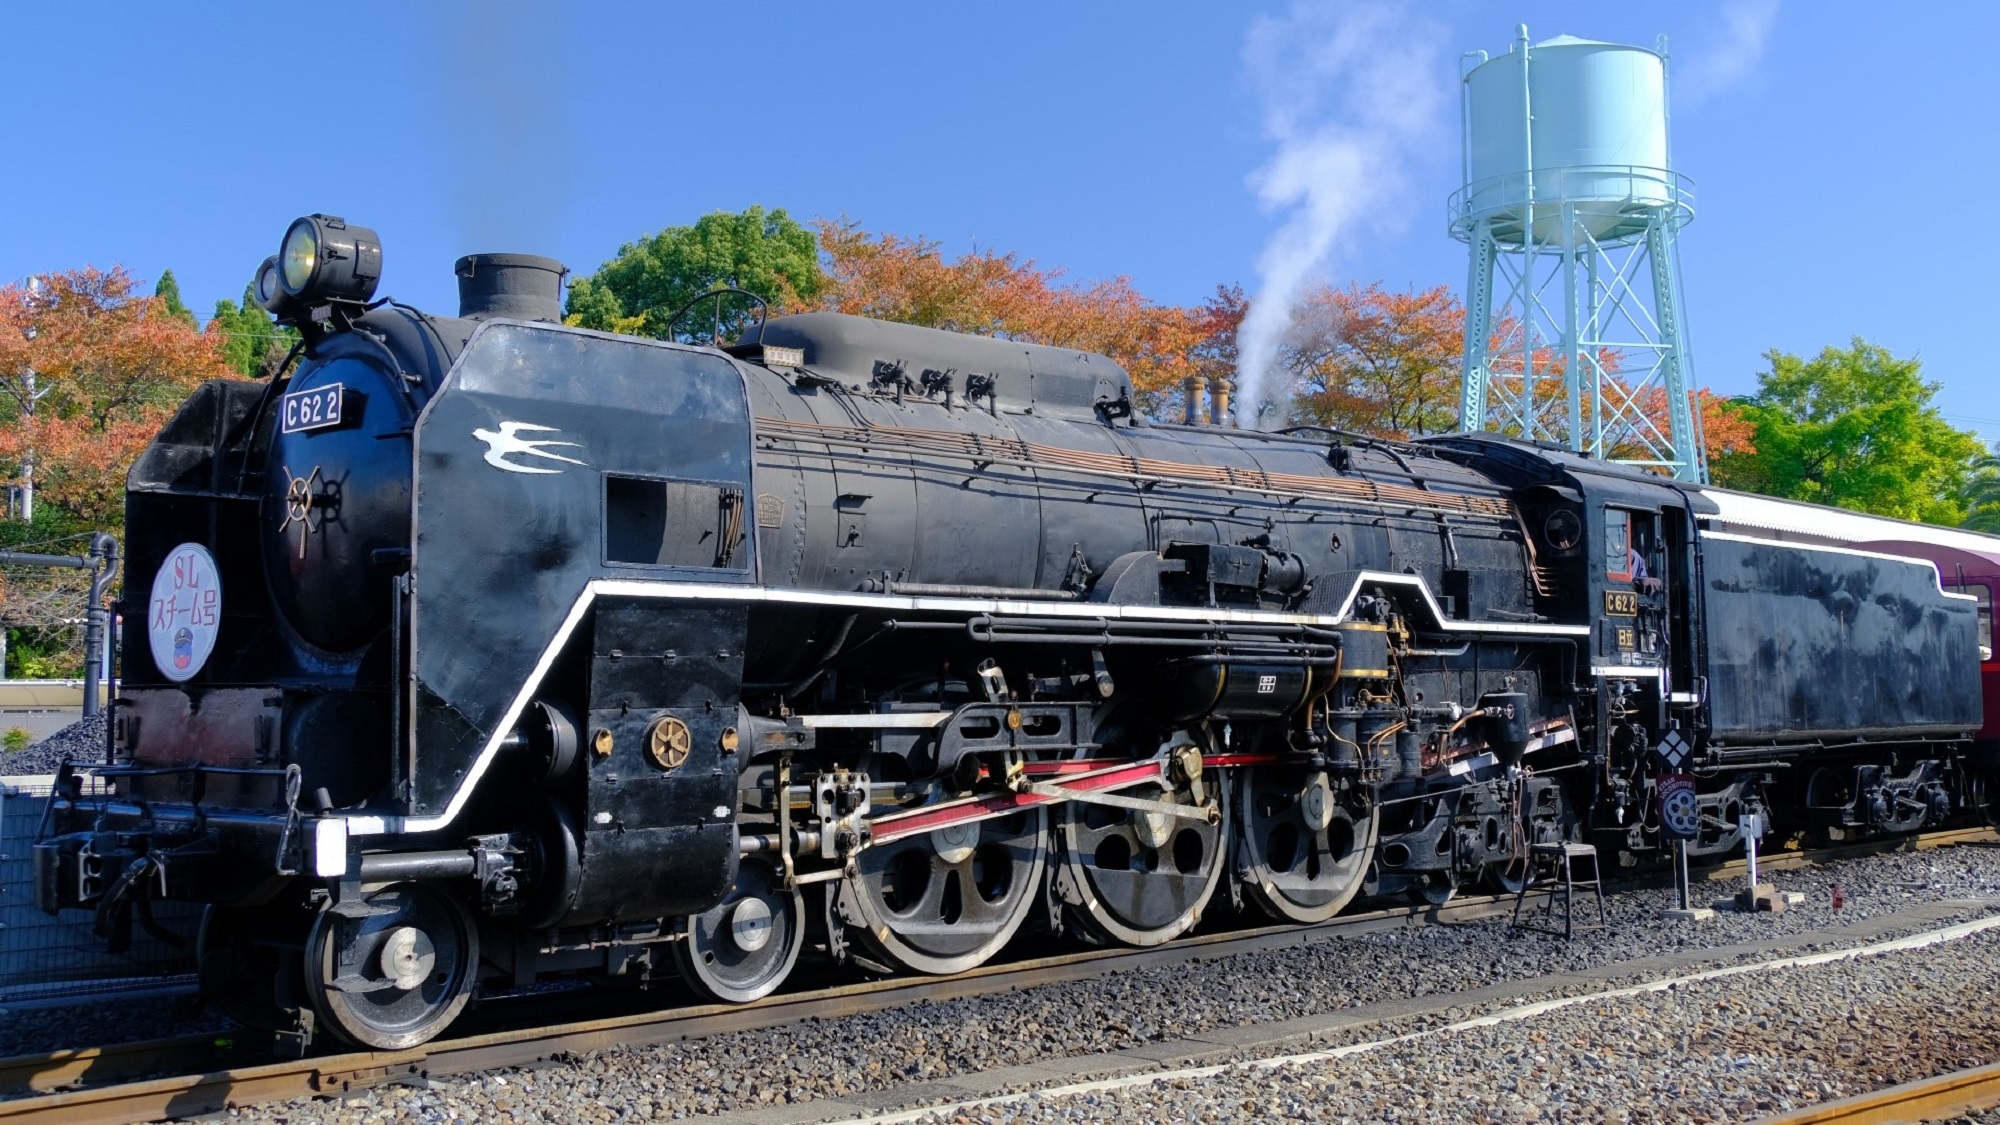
left=1235, top=2, right=1447, bottom=428
left=1674, top=0, right=1781, bottom=106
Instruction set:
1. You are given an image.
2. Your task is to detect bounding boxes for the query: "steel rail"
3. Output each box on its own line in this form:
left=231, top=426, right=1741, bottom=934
left=1, top=826, right=1990, bottom=1124
left=1754, top=1061, right=2000, bottom=1124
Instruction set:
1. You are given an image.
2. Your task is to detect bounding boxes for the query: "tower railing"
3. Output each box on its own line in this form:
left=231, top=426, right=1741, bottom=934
left=1447, top=165, right=1695, bottom=245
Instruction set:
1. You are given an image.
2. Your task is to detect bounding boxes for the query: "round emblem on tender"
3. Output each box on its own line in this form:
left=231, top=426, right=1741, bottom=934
left=645, top=715, right=693, bottom=771
left=148, top=543, right=221, bottom=683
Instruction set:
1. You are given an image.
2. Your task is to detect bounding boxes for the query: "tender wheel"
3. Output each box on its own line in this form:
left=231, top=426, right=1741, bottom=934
left=304, top=882, right=480, bottom=1050
left=839, top=808, right=1047, bottom=974
left=1057, top=742, right=1224, bottom=946
left=1235, top=766, right=1378, bottom=924
left=670, top=857, right=804, bottom=1003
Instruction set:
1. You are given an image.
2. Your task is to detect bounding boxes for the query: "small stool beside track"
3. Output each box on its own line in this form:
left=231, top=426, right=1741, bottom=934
left=1510, top=841, right=1606, bottom=939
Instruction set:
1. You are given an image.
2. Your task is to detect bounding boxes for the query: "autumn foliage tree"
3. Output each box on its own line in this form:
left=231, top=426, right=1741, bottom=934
left=1278, top=283, right=1465, bottom=437
left=811, top=218, right=1215, bottom=411
left=0, top=267, right=234, bottom=524
left=0, top=267, right=235, bottom=672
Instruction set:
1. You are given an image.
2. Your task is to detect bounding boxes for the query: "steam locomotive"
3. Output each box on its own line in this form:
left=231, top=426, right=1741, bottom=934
left=35, top=216, right=1990, bottom=1050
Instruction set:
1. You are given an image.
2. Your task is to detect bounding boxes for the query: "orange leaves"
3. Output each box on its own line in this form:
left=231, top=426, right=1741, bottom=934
left=811, top=219, right=1204, bottom=402
left=0, top=410, right=175, bottom=527
left=1283, top=282, right=1466, bottom=438
left=1, top=266, right=237, bottom=526
left=1692, top=389, right=1756, bottom=461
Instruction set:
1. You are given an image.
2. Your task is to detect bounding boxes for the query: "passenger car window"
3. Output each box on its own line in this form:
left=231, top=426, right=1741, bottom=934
left=1972, top=583, right=1993, bottom=663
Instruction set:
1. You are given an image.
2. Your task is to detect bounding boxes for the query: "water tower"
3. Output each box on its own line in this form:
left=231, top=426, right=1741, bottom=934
left=1451, top=27, right=1705, bottom=482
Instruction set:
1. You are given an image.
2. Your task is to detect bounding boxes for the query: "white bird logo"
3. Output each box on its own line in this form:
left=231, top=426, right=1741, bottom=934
left=471, top=421, right=586, bottom=475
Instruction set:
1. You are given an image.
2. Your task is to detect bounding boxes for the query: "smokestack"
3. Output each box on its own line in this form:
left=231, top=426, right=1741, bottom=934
left=455, top=253, right=568, bottom=321
left=1185, top=375, right=1208, bottom=425
left=1211, top=377, right=1234, bottom=427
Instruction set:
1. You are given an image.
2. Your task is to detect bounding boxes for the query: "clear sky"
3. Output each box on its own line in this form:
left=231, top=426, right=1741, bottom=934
left=3, top=1, right=1994, bottom=446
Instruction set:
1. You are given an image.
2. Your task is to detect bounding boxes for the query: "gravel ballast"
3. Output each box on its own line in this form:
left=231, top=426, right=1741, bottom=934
left=881, top=921, right=2000, bottom=1124
left=127, top=843, right=2000, bottom=1124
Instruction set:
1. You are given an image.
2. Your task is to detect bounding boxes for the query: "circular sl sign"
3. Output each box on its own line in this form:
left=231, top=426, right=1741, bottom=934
left=149, top=543, right=222, bottom=683
left=1658, top=773, right=1700, bottom=841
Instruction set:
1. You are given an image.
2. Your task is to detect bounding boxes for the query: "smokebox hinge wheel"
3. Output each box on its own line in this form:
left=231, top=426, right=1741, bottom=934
left=645, top=715, right=693, bottom=771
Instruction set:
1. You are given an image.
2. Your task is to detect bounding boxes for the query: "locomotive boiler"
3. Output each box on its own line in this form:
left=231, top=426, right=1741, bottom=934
left=35, top=217, right=1987, bottom=1049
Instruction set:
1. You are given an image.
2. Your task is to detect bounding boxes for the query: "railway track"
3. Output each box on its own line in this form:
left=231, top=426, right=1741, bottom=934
left=3, top=826, right=1990, bottom=1125
left=1758, top=1061, right=2000, bottom=1124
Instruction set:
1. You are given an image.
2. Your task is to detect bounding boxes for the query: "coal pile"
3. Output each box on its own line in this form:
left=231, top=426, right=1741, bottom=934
left=3, top=712, right=108, bottom=776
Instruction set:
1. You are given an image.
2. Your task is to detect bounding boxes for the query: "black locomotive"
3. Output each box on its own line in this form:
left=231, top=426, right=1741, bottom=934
left=36, top=217, right=1985, bottom=1049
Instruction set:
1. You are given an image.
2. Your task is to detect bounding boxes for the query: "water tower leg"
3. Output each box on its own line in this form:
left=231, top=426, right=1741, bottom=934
left=1587, top=250, right=1604, bottom=458
left=1459, top=224, right=1497, bottom=432
left=1560, top=202, right=1583, bottom=453
left=1646, top=219, right=1705, bottom=483
left=1518, top=227, right=1538, bottom=441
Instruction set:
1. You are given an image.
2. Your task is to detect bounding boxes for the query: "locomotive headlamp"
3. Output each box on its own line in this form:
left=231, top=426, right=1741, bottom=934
left=253, top=255, right=290, bottom=315
left=277, top=214, right=383, bottom=304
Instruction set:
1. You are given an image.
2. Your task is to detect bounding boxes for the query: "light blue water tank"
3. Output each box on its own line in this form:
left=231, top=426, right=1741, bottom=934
left=1460, top=32, right=1683, bottom=244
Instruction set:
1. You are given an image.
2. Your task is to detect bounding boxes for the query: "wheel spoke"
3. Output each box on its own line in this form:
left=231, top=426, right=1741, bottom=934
left=1059, top=764, right=1224, bottom=947
left=841, top=807, right=1046, bottom=974
left=1237, top=765, right=1377, bottom=924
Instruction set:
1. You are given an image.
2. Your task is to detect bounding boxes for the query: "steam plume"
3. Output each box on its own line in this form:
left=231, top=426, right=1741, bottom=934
left=1235, top=3, right=1446, bottom=428
left=1674, top=0, right=1781, bottom=106
left=438, top=0, right=572, bottom=255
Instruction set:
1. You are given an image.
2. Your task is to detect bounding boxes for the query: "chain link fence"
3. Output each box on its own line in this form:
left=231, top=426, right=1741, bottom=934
left=0, top=778, right=198, bottom=1009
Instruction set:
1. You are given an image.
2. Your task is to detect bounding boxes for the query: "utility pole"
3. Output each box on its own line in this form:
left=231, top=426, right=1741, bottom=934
left=10, top=277, right=49, bottom=522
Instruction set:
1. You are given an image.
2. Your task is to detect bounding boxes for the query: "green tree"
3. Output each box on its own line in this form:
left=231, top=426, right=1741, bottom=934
left=1963, top=443, right=2000, bottom=533
left=207, top=286, right=299, bottom=379
left=1710, top=339, right=1982, bottom=524
left=153, top=269, right=196, bottom=326
left=566, top=206, right=823, bottom=341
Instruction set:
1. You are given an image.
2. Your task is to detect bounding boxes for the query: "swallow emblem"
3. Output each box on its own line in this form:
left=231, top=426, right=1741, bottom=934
left=472, top=421, right=586, bottom=475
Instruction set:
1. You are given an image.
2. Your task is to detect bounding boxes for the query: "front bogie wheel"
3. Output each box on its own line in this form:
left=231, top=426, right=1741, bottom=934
left=303, top=882, right=481, bottom=1050
left=670, top=857, right=804, bottom=1003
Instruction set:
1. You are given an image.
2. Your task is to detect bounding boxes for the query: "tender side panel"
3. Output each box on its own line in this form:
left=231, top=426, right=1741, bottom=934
left=1700, top=534, right=1980, bottom=741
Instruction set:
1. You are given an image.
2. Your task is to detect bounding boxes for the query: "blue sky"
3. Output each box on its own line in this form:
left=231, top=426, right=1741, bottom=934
left=3, top=1, right=1995, bottom=446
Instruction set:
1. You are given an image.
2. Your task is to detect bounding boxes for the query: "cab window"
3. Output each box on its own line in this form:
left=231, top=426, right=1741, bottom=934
left=1604, top=509, right=1631, bottom=581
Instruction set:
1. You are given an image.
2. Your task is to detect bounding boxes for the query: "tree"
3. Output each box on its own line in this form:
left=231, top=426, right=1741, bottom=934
left=1619, top=384, right=1758, bottom=473
left=1709, top=339, right=1983, bottom=524
left=1280, top=283, right=1464, bottom=438
left=208, top=285, right=300, bottom=379
left=0, top=267, right=234, bottom=673
left=0, top=266, right=235, bottom=526
left=1963, top=443, right=2000, bottom=534
left=566, top=206, right=823, bottom=341
left=813, top=218, right=1205, bottom=403
left=153, top=270, right=196, bottom=327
